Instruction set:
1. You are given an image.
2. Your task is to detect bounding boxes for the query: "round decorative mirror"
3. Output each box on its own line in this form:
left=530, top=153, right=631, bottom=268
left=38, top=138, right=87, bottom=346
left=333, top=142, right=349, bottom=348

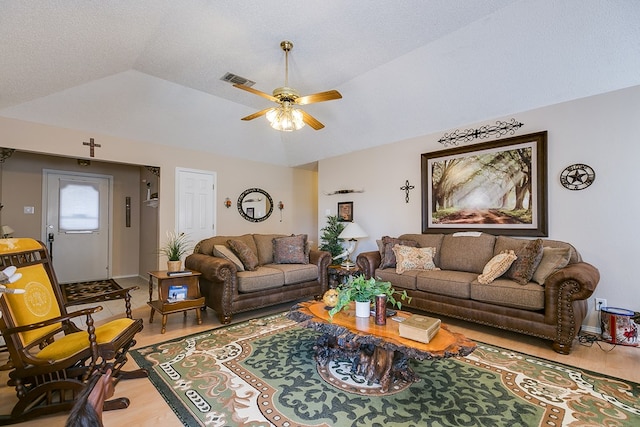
left=237, top=188, right=273, bottom=222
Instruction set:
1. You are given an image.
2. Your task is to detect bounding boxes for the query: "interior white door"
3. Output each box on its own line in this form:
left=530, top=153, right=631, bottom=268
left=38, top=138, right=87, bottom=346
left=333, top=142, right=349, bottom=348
left=176, top=168, right=216, bottom=251
left=43, top=170, right=111, bottom=283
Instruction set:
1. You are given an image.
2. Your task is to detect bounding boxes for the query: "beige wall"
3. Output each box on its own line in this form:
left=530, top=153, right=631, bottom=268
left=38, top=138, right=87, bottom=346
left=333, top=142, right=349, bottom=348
left=318, top=84, right=640, bottom=332
left=0, top=116, right=319, bottom=277
left=0, top=151, right=144, bottom=277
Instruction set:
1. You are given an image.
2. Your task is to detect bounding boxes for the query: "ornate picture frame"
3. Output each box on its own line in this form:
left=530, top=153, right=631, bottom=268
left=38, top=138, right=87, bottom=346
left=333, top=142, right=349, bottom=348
left=337, top=201, right=353, bottom=222
left=421, top=131, right=548, bottom=236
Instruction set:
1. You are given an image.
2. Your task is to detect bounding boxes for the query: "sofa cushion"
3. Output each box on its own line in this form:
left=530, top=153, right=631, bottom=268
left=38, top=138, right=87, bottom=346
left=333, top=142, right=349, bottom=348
left=532, top=246, right=571, bottom=285
left=477, top=250, right=517, bottom=284
left=392, top=245, right=439, bottom=274
left=416, top=270, right=476, bottom=299
left=471, top=279, right=544, bottom=310
left=374, top=268, right=419, bottom=290
left=236, top=267, right=284, bottom=293
left=379, top=236, right=418, bottom=268
left=504, top=239, right=544, bottom=285
left=267, top=263, right=318, bottom=285
left=213, top=245, right=245, bottom=271
left=253, top=234, right=286, bottom=265
left=399, top=234, right=445, bottom=266
left=196, top=234, right=256, bottom=256
left=273, top=234, right=309, bottom=264
left=439, top=233, right=496, bottom=274
left=227, top=239, right=259, bottom=271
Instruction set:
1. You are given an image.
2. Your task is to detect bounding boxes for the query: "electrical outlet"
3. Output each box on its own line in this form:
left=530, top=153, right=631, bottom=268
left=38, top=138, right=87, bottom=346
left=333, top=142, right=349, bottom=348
left=595, top=298, right=607, bottom=311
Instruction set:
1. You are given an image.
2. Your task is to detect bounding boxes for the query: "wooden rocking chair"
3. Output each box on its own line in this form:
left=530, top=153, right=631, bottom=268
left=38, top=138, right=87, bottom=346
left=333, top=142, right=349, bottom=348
left=0, top=238, right=147, bottom=425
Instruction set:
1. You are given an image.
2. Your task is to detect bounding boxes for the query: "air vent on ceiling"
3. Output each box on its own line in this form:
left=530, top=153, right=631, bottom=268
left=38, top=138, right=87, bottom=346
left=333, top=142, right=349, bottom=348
left=221, top=72, right=255, bottom=87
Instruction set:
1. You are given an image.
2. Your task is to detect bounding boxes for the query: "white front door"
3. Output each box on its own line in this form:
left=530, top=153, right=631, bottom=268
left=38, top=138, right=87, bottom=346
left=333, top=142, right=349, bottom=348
left=43, top=170, right=112, bottom=283
left=176, top=168, right=216, bottom=251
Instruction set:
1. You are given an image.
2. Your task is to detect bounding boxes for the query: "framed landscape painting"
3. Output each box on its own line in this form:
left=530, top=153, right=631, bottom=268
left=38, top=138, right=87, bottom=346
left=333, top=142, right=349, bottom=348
left=421, top=131, right=548, bottom=236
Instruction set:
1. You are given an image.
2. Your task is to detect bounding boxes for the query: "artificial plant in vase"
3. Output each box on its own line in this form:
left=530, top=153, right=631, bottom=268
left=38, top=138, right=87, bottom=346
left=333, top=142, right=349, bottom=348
left=319, top=215, right=346, bottom=265
left=328, top=275, right=410, bottom=318
left=159, top=231, right=193, bottom=272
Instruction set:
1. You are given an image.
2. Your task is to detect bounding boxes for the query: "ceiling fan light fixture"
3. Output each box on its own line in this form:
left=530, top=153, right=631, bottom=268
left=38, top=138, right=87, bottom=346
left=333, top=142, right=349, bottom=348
left=266, top=104, right=305, bottom=132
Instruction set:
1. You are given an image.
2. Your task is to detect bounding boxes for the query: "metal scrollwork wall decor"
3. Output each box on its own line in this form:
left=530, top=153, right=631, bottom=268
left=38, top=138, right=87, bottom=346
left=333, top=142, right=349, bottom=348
left=400, top=180, right=415, bottom=203
left=438, top=118, right=524, bottom=146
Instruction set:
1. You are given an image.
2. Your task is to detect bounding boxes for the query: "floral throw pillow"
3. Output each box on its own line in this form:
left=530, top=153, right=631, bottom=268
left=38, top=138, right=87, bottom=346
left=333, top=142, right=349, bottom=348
left=477, top=250, right=517, bottom=284
left=392, top=245, right=439, bottom=274
left=227, top=239, right=259, bottom=271
left=504, top=239, right=544, bottom=285
left=273, top=234, right=308, bottom=264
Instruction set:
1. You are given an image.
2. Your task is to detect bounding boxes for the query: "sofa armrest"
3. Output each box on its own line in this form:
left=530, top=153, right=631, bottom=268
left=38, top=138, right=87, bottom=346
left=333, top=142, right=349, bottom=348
left=310, top=249, right=332, bottom=291
left=356, top=251, right=381, bottom=279
left=545, top=262, right=600, bottom=302
left=185, top=253, right=237, bottom=283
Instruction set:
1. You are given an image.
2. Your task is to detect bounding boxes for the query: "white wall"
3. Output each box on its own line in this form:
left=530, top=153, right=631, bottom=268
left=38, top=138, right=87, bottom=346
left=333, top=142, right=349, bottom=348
left=318, top=85, right=640, bottom=331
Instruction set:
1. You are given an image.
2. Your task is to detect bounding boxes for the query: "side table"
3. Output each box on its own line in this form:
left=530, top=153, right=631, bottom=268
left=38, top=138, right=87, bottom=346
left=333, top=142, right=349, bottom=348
left=147, top=270, right=205, bottom=333
left=328, top=265, right=362, bottom=288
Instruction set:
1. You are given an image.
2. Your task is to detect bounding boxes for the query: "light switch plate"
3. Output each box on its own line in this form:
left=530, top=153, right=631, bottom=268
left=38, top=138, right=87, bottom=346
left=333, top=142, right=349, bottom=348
left=24, top=206, right=35, bottom=214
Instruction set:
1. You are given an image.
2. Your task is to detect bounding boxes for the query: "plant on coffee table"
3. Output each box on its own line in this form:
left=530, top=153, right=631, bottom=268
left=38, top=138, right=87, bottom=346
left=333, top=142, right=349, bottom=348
left=328, top=275, right=410, bottom=318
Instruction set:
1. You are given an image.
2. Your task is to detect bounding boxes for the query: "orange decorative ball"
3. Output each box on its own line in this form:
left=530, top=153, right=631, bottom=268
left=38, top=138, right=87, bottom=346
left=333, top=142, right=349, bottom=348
left=322, top=289, right=339, bottom=308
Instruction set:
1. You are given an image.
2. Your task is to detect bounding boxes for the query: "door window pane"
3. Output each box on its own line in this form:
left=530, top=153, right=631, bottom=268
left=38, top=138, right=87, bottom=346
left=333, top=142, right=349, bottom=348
left=59, top=180, right=100, bottom=231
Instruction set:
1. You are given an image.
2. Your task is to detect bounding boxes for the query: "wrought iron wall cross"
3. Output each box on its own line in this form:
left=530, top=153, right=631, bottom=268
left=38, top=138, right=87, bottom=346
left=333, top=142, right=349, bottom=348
left=401, top=180, right=415, bottom=203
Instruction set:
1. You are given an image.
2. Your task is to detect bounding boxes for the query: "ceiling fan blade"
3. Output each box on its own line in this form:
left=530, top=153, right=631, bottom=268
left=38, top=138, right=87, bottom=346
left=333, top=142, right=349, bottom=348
left=233, top=84, right=278, bottom=102
left=296, top=90, right=342, bottom=105
left=300, top=110, right=325, bottom=130
left=241, top=107, right=273, bottom=121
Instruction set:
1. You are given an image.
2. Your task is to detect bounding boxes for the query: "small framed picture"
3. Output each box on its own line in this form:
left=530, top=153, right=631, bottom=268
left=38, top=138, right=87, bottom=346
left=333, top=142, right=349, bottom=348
left=337, top=201, right=353, bottom=222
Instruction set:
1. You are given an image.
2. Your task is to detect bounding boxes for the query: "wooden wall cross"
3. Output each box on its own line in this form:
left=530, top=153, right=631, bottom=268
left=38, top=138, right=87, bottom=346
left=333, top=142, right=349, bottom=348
left=82, top=138, right=102, bottom=157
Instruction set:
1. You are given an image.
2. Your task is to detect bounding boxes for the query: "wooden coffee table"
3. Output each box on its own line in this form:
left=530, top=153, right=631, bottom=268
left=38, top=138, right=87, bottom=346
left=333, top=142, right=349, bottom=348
left=288, top=300, right=476, bottom=392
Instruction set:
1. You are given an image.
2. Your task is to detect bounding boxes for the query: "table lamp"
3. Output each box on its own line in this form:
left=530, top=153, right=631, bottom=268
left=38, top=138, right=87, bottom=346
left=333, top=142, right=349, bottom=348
left=333, top=222, right=368, bottom=269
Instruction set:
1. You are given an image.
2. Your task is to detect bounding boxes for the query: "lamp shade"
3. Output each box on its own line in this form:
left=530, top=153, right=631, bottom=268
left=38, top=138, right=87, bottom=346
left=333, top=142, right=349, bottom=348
left=1, top=225, right=14, bottom=237
left=338, top=222, right=367, bottom=240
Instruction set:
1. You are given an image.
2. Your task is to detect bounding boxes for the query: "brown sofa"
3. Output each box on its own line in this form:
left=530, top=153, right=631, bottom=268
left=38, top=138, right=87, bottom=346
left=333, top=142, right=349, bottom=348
left=185, top=233, right=331, bottom=324
left=356, top=233, right=599, bottom=354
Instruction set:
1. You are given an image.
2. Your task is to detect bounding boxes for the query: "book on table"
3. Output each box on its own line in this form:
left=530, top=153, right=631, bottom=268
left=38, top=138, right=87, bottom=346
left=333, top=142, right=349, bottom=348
left=398, top=314, right=441, bottom=343
left=166, top=270, right=192, bottom=277
left=167, top=285, right=188, bottom=302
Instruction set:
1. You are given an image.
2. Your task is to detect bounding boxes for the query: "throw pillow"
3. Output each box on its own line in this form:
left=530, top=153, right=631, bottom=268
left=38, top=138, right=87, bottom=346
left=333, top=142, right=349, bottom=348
left=532, top=247, right=571, bottom=285
left=273, top=234, right=308, bottom=264
left=213, top=245, right=245, bottom=271
left=392, top=245, right=439, bottom=274
left=227, top=239, right=259, bottom=271
left=380, top=236, right=418, bottom=269
left=504, top=239, right=544, bottom=285
left=477, top=250, right=517, bottom=284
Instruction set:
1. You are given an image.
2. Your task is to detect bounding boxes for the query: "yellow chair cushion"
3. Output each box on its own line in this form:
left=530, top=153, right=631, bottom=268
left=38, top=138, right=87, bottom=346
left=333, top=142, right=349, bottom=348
left=35, top=318, right=136, bottom=361
left=3, top=264, right=62, bottom=346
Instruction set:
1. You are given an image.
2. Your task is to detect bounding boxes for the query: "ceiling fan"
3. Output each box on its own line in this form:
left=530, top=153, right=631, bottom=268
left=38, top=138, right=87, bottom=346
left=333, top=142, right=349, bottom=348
left=234, top=40, right=342, bottom=131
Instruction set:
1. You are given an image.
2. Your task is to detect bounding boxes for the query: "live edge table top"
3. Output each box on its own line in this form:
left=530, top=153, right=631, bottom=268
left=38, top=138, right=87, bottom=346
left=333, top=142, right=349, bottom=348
left=288, top=300, right=476, bottom=360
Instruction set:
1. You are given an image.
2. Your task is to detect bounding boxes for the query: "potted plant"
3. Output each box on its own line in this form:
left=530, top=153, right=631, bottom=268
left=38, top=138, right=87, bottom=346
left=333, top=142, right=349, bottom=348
left=159, top=231, right=193, bottom=272
left=329, top=275, right=410, bottom=318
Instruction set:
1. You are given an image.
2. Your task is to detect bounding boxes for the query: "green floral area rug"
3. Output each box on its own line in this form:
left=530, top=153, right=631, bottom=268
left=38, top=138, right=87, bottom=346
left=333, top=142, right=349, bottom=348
left=130, top=313, right=640, bottom=426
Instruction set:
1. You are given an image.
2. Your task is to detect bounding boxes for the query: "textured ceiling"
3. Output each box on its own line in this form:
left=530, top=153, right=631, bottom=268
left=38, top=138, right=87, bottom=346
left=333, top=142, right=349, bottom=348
left=1, top=1, right=639, bottom=166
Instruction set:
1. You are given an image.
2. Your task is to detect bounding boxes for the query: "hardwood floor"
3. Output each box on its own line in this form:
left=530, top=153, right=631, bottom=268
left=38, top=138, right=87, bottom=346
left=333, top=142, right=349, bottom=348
left=2, top=276, right=638, bottom=426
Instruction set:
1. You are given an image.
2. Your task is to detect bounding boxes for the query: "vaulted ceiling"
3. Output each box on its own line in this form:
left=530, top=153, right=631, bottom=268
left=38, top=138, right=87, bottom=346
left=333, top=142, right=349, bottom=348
left=2, top=1, right=639, bottom=167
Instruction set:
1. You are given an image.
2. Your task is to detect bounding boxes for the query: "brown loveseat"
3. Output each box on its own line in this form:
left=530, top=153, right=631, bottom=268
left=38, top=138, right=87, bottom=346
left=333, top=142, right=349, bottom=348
left=356, top=233, right=599, bottom=354
left=185, top=233, right=331, bottom=324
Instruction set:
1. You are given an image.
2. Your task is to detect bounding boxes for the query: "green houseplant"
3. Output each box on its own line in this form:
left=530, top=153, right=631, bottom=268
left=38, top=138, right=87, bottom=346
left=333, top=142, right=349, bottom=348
left=159, top=231, right=193, bottom=271
left=319, top=215, right=346, bottom=265
left=328, top=275, right=410, bottom=318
